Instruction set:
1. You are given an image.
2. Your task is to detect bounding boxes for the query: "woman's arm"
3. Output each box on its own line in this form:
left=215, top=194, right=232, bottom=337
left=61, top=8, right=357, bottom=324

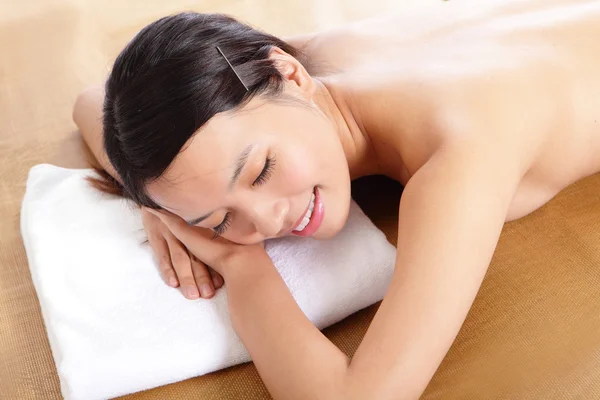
left=72, top=86, right=225, bottom=299
left=220, top=139, right=523, bottom=400
left=73, top=85, right=121, bottom=181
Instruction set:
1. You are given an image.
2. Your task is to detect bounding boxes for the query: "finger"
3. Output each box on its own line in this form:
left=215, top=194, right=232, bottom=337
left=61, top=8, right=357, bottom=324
left=190, top=255, right=215, bottom=298
left=208, top=267, right=224, bottom=289
left=164, top=229, right=199, bottom=300
left=147, top=230, right=179, bottom=288
left=146, top=209, right=229, bottom=264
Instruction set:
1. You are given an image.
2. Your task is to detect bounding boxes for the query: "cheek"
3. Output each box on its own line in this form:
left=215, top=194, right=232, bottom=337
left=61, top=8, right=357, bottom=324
left=276, top=139, right=347, bottom=195
left=274, top=113, right=348, bottom=191
left=277, top=158, right=314, bottom=192
left=276, top=147, right=320, bottom=192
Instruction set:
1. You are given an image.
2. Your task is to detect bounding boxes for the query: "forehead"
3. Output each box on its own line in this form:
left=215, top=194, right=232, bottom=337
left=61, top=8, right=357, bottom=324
left=145, top=96, right=291, bottom=213
left=146, top=113, right=248, bottom=212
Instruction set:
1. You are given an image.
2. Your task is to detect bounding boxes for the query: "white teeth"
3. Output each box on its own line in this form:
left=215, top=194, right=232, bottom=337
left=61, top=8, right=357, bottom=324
left=306, top=196, right=315, bottom=218
left=296, top=218, right=309, bottom=231
left=294, top=191, right=316, bottom=232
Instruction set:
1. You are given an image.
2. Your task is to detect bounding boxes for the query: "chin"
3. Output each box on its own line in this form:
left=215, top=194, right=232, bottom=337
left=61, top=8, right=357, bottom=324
left=314, top=197, right=351, bottom=240
left=313, top=228, right=340, bottom=240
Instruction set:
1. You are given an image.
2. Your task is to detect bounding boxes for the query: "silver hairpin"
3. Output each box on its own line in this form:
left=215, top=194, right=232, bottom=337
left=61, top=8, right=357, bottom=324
left=216, top=46, right=250, bottom=92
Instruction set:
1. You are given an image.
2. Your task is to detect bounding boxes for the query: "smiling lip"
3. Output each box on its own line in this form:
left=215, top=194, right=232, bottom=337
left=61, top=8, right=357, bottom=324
left=291, top=187, right=324, bottom=237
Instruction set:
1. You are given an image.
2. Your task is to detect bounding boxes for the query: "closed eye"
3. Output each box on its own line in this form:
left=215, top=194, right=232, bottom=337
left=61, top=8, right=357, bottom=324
left=253, top=155, right=276, bottom=186
left=212, top=212, right=231, bottom=239
left=212, top=155, right=275, bottom=238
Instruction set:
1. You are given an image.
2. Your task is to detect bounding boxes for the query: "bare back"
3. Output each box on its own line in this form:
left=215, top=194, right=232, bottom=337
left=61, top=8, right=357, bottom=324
left=299, top=0, right=600, bottom=220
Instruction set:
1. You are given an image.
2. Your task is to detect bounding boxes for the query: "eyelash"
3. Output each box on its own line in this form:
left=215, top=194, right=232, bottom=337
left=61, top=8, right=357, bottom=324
left=252, top=155, right=276, bottom=187
left=212, top=155, right=276, bottom=238
left=212, top=213, right=231, bottom=239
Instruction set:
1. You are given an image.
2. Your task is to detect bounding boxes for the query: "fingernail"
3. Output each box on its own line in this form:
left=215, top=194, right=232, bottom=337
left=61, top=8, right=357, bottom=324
left=200, top=284, right=214, bottom=298
left=168, top=277, right=178, bottom=287
left=186, top=286, right=199, bottom=299
left=212, top=276, right=221, bottom=288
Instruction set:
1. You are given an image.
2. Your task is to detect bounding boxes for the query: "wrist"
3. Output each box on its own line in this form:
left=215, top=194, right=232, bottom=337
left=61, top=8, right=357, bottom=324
left=223, top=254, right=280, bottom=327
left=221, top=250, right=273, bottom=283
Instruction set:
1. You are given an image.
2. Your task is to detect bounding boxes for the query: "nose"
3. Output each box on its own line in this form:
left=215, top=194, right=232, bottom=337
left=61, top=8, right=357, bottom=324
left=248, top=197, right=289, bottom=238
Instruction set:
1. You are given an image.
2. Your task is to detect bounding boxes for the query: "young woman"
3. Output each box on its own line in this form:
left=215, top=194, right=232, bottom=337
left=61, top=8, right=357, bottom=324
left=73, top=1, right=600, bottom=398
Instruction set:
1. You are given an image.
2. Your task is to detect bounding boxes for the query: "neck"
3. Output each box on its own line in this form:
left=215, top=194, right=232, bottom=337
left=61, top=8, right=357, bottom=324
left=311, top=77, right=381, bottom=180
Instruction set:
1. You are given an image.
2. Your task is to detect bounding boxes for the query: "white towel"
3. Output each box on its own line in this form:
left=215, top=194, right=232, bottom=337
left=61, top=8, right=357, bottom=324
left=20, top=164, right=396, bottom=400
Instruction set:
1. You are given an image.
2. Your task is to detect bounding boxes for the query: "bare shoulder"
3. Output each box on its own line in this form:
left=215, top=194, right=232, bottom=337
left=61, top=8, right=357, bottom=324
left=294, top=0, right=600, bottom=184
left=346, top=62, right=552, bottom=183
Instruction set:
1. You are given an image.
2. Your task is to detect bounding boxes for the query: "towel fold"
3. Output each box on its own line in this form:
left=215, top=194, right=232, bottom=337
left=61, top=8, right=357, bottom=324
left=20, top=164, right=397, bottom=400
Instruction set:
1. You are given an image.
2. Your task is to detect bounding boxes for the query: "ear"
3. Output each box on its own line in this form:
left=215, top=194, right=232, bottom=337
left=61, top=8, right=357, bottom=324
left=268, top=46, right=316, bottom=99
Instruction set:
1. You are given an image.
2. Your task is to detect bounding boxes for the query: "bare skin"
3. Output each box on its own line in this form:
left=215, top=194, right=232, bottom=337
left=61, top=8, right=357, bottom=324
left=302, top=0, right=600, bottom=218
left=74, top=1, right=600, bottom=398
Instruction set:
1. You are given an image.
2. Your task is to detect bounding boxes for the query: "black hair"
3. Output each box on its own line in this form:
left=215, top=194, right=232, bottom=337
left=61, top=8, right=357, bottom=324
left=90, top=12, right=304, bottom=208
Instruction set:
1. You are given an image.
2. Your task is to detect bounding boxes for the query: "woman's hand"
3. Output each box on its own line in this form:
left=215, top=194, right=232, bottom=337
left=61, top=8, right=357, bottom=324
left=145, top=208, right=270, bottom=280
left=141, top=207, right=224, bottom=300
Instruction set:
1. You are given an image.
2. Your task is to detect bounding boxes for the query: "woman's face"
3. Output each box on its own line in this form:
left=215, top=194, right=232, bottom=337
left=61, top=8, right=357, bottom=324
left=147, top=94, right=352, bottom=245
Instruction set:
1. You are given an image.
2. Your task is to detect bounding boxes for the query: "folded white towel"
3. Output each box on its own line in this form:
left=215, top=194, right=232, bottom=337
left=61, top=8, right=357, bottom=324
left=20, top=164, right=396, bottom=400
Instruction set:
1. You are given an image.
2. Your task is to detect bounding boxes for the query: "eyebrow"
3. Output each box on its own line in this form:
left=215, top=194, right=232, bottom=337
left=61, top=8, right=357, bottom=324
left=185, top=144, right=255, bottom=226
left=186, top=213, right=212, bottom=226
left=229, top=144, right=254, bottom=190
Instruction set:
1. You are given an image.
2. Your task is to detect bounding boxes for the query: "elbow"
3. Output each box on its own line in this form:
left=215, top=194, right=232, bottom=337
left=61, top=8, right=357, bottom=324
left=297, top=359, right=351, bottom=400
left=72, top=87, right=88, bottom=127
left=73, top=85, right=103, bottom=133
left=323, top=362, right=355, bottom=400
left=332, top=368, right=419, bottom=400
left=72, top=97, right=81, bottom=130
